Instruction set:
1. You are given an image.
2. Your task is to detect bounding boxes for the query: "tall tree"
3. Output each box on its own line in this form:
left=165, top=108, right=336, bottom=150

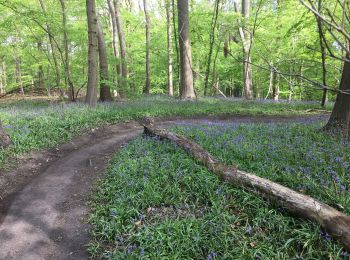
left=143, top=0, right=151, bottom=95
left=114, top=0, right=128, bottom=93
left=203, top=0, right=219, bottom=96
left=241, top=0, right=253, bottom=99
left=177, top=0, right=195, bottom=99
left=85, top=0, right=98, bottom=107
left=59, top=0, right=74, bottom=101
left=38, top=0, right=62, bottom=95
left=107, top=0, right=121, bottom=83
left=166, top=0, right=174, bottom=96
left=0, top=59, right=5, bottom=94
left=97, top=19, right=113, bottom=102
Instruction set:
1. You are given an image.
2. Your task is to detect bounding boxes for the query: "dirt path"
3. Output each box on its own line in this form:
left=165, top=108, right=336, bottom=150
left=0, top=115, right=327, bottom=260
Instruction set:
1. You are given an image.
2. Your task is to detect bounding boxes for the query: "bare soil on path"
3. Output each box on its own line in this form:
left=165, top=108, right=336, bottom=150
left=0, top=115, right=327, bottom=260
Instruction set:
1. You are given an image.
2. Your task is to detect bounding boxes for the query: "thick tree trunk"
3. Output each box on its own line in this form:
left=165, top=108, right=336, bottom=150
left=140, top=118, right=350, bottom=252
left=203, top=0, right=219, bottom=96
left=97, top=19, right=113, bottom=102
left=114, top=0, right=128, bottom=94
left=59, top=0, right=75, bottom=101
left=143, top=0, right=151, bottom=95
left=166, top=0, right=174, bottom=96
left=324, top=44, right=350, bottom=138
left=177, top=0, right=195, bottom=100
left=85, top=0, right=99, bottom=107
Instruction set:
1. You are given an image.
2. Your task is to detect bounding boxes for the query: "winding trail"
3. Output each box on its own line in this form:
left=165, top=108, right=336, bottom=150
left=0, top=115, right=327, bottom=259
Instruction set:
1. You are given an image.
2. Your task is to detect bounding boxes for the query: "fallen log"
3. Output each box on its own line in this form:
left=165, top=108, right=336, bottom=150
left=139, top=117, right=350, bottom=251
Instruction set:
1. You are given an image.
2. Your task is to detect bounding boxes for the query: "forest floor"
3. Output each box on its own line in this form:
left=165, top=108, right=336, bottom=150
left=0, top=96, right=342, bottom=259
left=0, top=115, right=325, bottom=259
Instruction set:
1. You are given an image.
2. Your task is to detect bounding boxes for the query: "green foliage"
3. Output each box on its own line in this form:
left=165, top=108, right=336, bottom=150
left=88, top=121, right=348, bottom=258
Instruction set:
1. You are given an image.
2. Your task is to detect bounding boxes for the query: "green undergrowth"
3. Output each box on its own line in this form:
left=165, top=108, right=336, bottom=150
left=88, top=120, right=349, bottom=259
left=0, top=96, right=331, bottom=169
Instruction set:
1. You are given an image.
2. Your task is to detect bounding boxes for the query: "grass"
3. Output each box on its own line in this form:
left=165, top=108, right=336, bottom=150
left=0, top=96, right=331, bottom=169
left=88, top=120, right=349, bottom=259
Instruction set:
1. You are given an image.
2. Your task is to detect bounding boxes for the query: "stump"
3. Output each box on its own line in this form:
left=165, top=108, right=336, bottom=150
left=0, top=120, right=11, bottom=148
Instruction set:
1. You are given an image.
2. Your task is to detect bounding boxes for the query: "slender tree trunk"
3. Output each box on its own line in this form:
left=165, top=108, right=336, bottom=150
left=324, top=43, right=350, bottom=138
left=204, top=0, right=219, bottom=96
left=0, top=61, right=4, bottom=94
left=107, top=0, right=121, bottom=81
left=143, top=0, right=151, bottom=95
left=114, top=0, right=128, bottom=94
left=59, top=0, right=75, bottom=101
left=166, top=0, right=174, bottom=96
left=243, top=0, right=253, bottom=99
left=37, top=41, right=45, bottom=90
left=15, top=57, right=24, bottom=95
left=38, top=0, right=62, bottom=96
left=272, top=70, right=279, bottom=101
left=85, top=0, right=99, bottom=107
left=237, top=0, right=253, bottom=100
left=316, top=9, right=327, bottom=106
left=97, top=19, right=113, bottom=102
left=178, top=0, right=195, bottom=100
left=172, top=0, right=180, bottom=95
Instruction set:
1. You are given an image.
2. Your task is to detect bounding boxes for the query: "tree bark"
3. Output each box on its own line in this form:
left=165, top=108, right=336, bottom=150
left=36, top=41, right=45, bottom=90
left=107, top=0, right=121, bottom=83
left=0, top=60, right=4, bottom=94
left=166, top=0, right=174, bottom=96
left=15, top=56, right=24, bottom=96
left=38, top=0, right=62, bottom=95
left=204, top=0, right=219, bottom=96
left=172, top=0, right=180, bottom=95
left=140, top=118, right=350, bottom=252
left=177, top=0, right=195, bottom=100
left=324, top=42, right=350, bottom=138
left=272, top=70, right=279, bottom=101
left=114, top=0, right=128, bottom=93
left=143, top=0, right=151, bottom=95
left=85, top=0, right=99, bottom=107
left=59, top=0, right=75, bottom=101
left=97, top=19, right=113, bottom=102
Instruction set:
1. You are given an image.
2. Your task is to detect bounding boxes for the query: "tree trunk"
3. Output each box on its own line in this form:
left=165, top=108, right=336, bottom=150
left=97, top=19, right=113, bottom=102
left=166, top=0, right=174, bottom=96
left=0, top=61, right=4, bottom=94
left=272, top=70, right=279, bottom=101
left=114, top=0, right=128, bottom=93
left=235, top=0, right=253, bottom=100
left=15, top=57, right=24, bottom=96
left=39, top=0, right=62, bottom=95
left=172, top=0, right=180, bottom=95
left=143, top=0, right=151, bottom=95
left=37, top=41, right=45, bottom=90
left=204, top=0, right=219, bottom=96
left=324, top=43, right=350, bottom=138
left=85, top=0, right=99, bottom=107
left=140, top=118, right=350, bottom=252
left=107, top=0, right=121, bottom=82
left=177, top=0, right=195, bottom=100
left=59, top=0, right=75, bottom=101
